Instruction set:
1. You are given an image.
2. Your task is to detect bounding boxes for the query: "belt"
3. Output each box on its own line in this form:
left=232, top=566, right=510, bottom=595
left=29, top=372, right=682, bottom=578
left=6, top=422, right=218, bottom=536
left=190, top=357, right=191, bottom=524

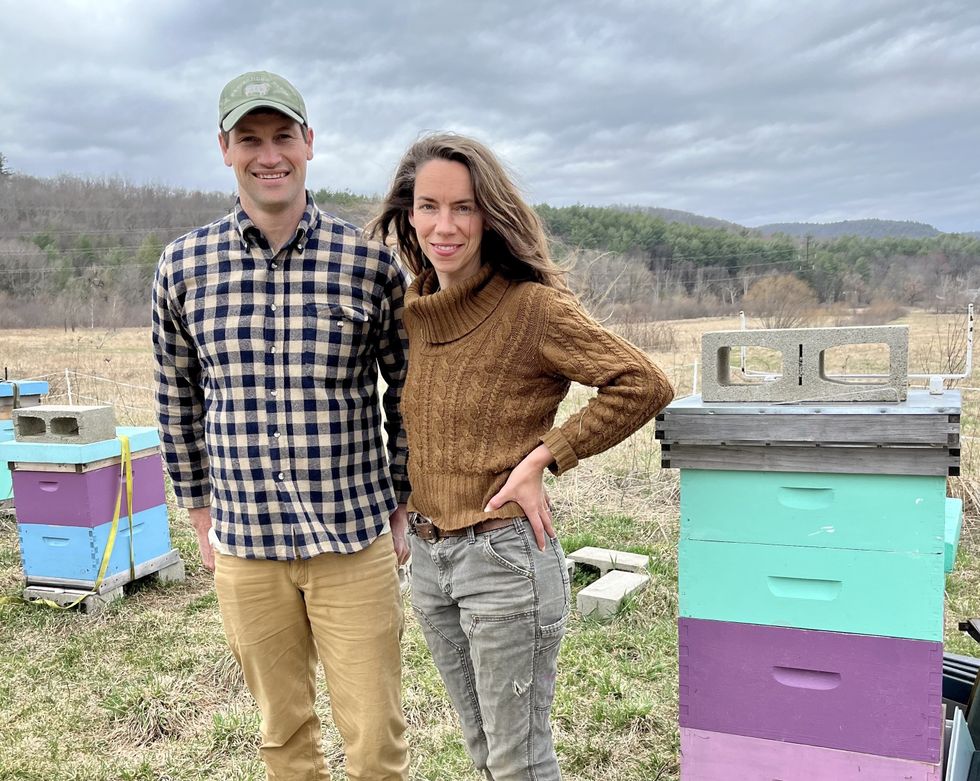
left=408, top=512, right=520, bottom=542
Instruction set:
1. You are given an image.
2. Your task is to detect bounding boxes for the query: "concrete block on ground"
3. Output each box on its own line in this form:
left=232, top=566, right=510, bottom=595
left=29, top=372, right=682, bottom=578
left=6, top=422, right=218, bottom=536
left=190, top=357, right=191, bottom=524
left=566, top=546, right=650, bottom=576
left=13, top=405, right=117, bottom=444
left=701, top=326, right=908, bottom=403
left=577, top=570, right=650, bottom=618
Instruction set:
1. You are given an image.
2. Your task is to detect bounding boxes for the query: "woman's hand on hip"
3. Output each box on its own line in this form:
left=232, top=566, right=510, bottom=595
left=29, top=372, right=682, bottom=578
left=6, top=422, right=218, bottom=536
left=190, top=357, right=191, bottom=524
left=484, top=444, right=556, bottom=551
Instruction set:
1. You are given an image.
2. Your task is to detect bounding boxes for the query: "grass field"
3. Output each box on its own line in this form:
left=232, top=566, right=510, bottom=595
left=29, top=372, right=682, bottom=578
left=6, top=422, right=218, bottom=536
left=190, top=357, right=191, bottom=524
left=0, top=310, right=977, bottom=780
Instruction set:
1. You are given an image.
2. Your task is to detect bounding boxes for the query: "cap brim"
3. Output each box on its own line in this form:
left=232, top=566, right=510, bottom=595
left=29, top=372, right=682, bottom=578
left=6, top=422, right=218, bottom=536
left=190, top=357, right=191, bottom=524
left=221, top=100, right=306, bottom=132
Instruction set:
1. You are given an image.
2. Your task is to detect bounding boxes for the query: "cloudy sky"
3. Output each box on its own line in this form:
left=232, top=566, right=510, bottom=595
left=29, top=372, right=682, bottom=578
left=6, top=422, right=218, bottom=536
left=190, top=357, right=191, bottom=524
left=1, top=0, right=978, bottom=231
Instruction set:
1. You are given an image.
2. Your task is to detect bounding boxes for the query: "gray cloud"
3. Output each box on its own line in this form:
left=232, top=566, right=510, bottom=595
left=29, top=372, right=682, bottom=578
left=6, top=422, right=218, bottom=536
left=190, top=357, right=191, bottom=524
left=1, top=0, right=977, bottom=230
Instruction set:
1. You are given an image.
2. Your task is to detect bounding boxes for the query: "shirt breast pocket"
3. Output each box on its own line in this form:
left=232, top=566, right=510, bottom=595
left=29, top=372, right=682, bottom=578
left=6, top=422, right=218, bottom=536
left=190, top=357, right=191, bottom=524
left=301, top=302, right=373, bottom=385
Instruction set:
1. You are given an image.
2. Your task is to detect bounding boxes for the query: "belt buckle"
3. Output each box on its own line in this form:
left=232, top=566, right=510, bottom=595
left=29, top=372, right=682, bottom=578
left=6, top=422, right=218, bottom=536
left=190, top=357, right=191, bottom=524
left=409, top=513, right=439, bottom=543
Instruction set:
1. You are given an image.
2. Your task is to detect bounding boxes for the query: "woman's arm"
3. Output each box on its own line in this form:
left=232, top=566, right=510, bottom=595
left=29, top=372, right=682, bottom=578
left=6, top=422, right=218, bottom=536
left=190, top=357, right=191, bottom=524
left=536, top=287, right=675, bottom=475
left=484, top=443, right=556, bottom=551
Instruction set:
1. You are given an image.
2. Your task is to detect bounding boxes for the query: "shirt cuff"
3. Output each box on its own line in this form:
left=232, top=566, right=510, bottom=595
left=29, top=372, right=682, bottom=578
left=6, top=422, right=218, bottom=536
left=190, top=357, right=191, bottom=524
left=173, top=485, right=212, bottom=509
left=540, top=429, right=578, bottom=476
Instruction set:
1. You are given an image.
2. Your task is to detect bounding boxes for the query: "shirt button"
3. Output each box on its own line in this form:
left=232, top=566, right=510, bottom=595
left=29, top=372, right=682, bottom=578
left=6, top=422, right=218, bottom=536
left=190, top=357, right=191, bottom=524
left=273, top=431, right=281, bottom=438
left=270, top=390, right=277, bottom=396
left=270, top=346, right=277, bottom=353
left=297, top=244, right=304, bottom=252
left=270, top=304, right=277, bottom=312
left=271, top=263, right=278, bottom=270
left=277, top=472, right=285, bottom=480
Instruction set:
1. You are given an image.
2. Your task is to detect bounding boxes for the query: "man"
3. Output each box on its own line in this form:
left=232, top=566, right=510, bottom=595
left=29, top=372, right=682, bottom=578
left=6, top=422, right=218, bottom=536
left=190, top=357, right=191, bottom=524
left=152, top=71, right=410, bottom=780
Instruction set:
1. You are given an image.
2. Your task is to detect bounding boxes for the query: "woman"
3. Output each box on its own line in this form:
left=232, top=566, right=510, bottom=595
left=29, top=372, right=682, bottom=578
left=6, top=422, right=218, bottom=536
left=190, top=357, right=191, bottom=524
left=371, top=133, right=674, bottom=780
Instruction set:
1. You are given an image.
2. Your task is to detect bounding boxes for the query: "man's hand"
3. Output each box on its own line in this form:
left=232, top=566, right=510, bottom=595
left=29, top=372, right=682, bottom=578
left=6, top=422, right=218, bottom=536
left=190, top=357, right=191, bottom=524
left=484, top=444, right=556, bottom=551
left=187, top=505, right=215, bottom=572
left=389, top=503, right=410, bottom=566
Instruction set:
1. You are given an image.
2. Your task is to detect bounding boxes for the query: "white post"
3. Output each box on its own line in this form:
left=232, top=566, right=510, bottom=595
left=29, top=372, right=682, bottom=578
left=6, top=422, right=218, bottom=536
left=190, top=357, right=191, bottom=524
left=65, top=368, right=73, bottom=405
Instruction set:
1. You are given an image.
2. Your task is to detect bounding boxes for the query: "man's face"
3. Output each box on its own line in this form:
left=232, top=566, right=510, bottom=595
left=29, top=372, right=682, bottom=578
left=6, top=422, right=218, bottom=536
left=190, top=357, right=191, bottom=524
left=218, top=111, right=314, bottom=216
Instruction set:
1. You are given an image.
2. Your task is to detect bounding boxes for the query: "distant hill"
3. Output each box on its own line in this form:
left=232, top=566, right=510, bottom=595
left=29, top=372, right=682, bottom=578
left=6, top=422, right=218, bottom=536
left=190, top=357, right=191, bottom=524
left=613, top=205, right=747, bottom=232
left=754, top=219, right=940, bottom=239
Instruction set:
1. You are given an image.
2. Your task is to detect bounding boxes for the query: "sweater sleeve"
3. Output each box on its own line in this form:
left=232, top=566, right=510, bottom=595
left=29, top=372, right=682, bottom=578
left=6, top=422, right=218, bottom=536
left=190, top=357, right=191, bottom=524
left=536, top=288, right=674, bottom=475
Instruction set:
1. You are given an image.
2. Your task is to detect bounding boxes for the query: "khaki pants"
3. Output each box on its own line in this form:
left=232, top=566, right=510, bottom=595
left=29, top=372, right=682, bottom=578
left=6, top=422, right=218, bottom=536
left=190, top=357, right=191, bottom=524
left=214, top=534, right=408, bottom=780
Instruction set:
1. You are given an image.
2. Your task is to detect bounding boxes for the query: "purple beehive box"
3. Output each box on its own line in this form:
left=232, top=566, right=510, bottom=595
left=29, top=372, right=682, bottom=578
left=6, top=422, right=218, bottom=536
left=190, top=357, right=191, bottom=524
left=678, top=618, right=944, bottom=763
left=680, top=728, right=941, bottom=780
left=12, top=454, right=166, bottom=527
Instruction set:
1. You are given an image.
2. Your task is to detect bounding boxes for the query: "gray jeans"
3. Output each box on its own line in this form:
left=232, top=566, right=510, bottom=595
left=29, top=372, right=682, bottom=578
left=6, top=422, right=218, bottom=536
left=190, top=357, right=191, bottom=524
left=410, top=518, right=571, bottom=781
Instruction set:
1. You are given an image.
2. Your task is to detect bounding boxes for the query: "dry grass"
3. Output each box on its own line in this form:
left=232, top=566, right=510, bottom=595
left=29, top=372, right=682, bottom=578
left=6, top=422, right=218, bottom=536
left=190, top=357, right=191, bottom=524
left=0, top=310, right=978, bottom=780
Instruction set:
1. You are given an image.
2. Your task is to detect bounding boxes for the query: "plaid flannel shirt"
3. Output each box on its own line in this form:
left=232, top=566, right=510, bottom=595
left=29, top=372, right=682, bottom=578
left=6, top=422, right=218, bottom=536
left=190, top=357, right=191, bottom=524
left=152, top=193, right=410, bottom=559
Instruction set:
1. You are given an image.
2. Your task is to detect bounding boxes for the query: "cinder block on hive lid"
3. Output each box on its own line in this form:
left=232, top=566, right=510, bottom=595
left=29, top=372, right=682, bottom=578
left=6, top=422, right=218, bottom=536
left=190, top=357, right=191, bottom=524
left=700, top=329, right=800, bottom=403
left=13, top=405, right=117, bottom=445
left=804, top=325, right=908, bottom=402
left=700, top=326, right=908, bottom=403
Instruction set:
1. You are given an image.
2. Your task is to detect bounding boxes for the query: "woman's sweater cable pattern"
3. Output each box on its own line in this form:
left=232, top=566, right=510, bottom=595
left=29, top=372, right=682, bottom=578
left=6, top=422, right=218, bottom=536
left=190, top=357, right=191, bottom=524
left=402, top=263, right=675, bottom=529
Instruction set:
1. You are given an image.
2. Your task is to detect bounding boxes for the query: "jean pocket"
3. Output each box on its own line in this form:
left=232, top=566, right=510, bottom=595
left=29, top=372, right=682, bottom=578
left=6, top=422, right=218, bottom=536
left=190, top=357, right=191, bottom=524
left=482, top=527, right=533, bottom=578
left=538, top=610, right=568, bottom=651
left=531, top=535, right=571, bottom=626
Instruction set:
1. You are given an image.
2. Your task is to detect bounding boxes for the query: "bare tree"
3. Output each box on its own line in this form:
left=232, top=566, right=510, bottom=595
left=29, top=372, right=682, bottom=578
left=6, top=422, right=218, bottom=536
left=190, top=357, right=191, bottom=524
left=743, top=274, right=818, bottom=329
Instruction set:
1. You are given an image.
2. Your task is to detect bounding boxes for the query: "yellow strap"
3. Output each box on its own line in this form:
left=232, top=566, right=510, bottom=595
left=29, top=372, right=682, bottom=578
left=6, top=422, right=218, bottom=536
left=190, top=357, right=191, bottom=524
left=0, top=434, right=135, bottom=611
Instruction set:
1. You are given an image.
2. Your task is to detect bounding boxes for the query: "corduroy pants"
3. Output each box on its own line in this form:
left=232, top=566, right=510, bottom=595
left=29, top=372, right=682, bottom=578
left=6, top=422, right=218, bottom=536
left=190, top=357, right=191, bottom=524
left=214, top=534, right=408, bottom=781
left=410, top=518, right=570, bottom=781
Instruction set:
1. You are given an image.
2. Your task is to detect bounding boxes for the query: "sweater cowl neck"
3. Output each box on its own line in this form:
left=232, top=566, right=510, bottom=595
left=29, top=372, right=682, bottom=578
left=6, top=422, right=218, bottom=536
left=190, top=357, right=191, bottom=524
left=406, top=263, right=511, bottom=344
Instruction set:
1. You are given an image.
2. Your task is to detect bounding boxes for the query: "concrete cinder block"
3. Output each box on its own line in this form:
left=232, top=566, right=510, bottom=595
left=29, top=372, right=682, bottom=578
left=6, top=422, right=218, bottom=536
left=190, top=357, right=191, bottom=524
left=13, top=405, right=118, bottom=445
left=577, top=570, right=650, bottom=618
left=566, top=546, right=650, bottom=576
left=701, top=326, right=908, bottom=403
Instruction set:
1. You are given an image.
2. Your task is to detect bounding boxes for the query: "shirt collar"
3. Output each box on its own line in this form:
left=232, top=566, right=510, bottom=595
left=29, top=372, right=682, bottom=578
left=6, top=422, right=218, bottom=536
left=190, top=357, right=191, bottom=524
left=233, top=191, right=321, bottom=251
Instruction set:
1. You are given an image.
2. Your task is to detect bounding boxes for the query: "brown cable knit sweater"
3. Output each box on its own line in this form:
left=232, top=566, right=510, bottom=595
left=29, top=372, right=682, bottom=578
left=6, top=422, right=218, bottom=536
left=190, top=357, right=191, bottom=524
left=402, top=263, right=675, bottom=529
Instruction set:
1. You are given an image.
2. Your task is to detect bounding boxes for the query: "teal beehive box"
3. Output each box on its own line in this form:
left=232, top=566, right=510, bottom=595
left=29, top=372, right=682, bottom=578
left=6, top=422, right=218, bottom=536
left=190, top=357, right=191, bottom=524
left=945, top=498, right=963, bottom=573
left=680, top=470, right=949, bottom=554
left=0, top=420, right=13, bottom=504
left=679, top=536, right=945, bottom=640
left=1, top=381, right=49, bottom=507
left=0, top=426, right=160, bottom=466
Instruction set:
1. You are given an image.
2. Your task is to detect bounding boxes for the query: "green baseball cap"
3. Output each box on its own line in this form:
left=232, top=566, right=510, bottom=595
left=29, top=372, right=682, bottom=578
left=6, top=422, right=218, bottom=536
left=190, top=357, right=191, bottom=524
left=218, top=71, right=308, bottom=132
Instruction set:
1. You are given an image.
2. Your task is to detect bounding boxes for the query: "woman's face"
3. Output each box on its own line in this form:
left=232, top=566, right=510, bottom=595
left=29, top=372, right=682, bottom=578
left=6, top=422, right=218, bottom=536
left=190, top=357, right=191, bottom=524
left=409, top=159, right=484, bottom=288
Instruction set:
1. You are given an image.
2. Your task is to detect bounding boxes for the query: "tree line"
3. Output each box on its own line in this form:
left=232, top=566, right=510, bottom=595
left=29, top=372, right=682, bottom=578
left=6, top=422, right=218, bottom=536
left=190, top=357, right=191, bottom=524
left=0, top=173, right=978, bottom=329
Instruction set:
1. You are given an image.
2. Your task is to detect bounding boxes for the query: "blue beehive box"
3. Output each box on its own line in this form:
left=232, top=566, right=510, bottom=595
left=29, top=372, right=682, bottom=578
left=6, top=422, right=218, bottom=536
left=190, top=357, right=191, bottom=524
left=18, top=506, right=173, bottom=586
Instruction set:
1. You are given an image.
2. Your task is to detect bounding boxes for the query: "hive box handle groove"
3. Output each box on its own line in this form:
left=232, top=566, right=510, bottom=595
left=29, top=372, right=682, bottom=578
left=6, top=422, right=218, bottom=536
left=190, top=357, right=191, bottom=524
left=776, top=486, right=834, bottom=510
left=771, top=666, right=841, bottom=690
left=766, top=575, right=842, bottom=601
